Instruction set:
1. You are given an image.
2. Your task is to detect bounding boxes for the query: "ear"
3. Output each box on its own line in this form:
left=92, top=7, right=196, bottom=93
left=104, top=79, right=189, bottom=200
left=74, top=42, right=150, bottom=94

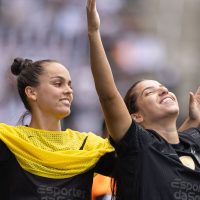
left=131, top=113, right=144, bottom=123
left=25, top=86, right=37, bottom=101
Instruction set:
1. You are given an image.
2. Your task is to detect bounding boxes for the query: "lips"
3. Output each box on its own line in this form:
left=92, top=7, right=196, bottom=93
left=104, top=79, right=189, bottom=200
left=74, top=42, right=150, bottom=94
left=160, top=96, right=175, bottom=104
left=60, top=98, right=71, bottom=105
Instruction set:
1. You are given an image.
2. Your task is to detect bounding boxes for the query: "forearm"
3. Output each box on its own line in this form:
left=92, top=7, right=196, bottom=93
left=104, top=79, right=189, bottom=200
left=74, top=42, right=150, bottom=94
left=88, top=30, right=132, bottom=142
left=88, top=31, right=119, bottom=100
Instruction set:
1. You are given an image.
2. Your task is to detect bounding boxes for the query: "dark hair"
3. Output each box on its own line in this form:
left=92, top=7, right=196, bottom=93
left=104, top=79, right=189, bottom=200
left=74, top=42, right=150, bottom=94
left=11, top=57, right=58, bottom=112
left=124, top=80, right=145, bottom=114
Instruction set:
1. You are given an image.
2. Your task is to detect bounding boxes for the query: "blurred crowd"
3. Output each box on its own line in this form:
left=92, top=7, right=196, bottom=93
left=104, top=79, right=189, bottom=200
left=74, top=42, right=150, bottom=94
left=0, top=0, right=199, bottom=134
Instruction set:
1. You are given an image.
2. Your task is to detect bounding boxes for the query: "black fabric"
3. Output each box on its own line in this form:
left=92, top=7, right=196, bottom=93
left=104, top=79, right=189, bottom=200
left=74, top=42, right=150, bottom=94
left=110, top=122, right=200, bottom=200
left=95, top=151, right=116, bottom=177
left=0, top=140, right=116, bottom=200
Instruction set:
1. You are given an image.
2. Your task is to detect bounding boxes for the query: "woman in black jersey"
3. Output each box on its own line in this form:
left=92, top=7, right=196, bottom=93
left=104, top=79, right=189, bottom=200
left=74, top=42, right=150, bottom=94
left=87, top=0, right=200, bottom=199
left=0, top=57, right=116, bottom=200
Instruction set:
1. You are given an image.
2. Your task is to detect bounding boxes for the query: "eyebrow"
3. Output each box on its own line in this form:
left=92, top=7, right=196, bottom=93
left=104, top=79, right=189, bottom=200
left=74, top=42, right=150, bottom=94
left=50, top=76, right=71, bottom=84
left=51, top=76, right=65, bottom=80
left=141, top=84, right=164, bottom=96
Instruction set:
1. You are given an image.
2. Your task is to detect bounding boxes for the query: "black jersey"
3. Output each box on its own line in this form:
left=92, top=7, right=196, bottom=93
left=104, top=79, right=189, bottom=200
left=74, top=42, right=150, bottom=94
left=0, top=140, right=115, bottom=200
left=111, top=121, right=200, bottom=200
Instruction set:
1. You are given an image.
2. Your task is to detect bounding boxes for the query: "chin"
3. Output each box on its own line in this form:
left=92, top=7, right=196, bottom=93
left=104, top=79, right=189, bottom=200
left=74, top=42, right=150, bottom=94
left=167, top=109, right=179, bottom=117
left=63, top=110, right=71, bottom=118
left=57, top=110, right=71, bottom=119
left=166, top=104, right=179, bottom=113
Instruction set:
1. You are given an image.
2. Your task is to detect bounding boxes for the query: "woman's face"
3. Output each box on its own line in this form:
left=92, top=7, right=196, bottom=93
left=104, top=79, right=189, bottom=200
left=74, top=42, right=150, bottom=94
left=133, top=80, right=179, bottom=123
left=32, top=62, right=73, bottom=119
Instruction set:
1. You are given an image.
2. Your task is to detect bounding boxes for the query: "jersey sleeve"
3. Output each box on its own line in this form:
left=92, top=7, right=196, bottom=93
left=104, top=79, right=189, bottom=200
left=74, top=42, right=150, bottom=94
left=94, top=151, right=116, bottom=176
left=180, top=126, right=200, bottom=147
left=109, top=120, right=153, bottom=157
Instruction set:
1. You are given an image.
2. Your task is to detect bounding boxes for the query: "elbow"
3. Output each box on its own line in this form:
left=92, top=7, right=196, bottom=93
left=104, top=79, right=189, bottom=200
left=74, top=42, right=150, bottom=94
left=98, top=93, right=117, bottom=103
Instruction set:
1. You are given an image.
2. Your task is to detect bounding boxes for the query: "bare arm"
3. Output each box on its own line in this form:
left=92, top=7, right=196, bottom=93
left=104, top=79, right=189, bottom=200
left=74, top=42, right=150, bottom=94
left=87, top=0, right=132, bottom=142
left=178, top=87, right=200, bottom=132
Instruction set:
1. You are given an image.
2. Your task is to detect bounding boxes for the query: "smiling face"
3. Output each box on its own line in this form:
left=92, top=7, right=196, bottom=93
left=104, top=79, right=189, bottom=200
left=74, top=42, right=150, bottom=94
left=30, top=62, right=73, bottom=120
left=130, top=80, right=179, bottom=125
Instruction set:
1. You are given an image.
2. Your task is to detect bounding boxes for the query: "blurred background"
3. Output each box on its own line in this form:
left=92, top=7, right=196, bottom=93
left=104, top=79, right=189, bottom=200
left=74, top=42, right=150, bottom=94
left=0, top=0, right=199, bottom=134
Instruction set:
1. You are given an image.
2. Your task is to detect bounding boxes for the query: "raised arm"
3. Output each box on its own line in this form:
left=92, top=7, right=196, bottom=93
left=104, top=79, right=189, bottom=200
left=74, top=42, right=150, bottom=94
left=87, top=0, right=132, bottom=142
left=178, top=87, right=200, bottom=132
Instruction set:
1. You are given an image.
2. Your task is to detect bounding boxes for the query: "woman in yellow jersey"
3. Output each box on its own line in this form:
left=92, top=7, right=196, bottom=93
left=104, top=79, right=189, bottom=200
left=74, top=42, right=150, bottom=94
left=0, top=57, right=115, bottom=200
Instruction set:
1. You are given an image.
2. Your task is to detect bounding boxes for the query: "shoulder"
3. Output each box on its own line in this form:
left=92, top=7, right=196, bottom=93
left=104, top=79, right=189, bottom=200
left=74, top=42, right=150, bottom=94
left=180, top=127, right=200, bottom=138
left=0, top=123, right=17, bottom=132
left=179, top=127, right=200, bottom=145
left=85, top=132, right=113, bottom=151
left=110, top=120, right=152, bottom=147
left=65, top=129, right=114, bottom=151
left=0, top=123, right=14, bottom=128
left=65, top=128, right=101, bottom=142
left=0, top=123, right=18, bottom=136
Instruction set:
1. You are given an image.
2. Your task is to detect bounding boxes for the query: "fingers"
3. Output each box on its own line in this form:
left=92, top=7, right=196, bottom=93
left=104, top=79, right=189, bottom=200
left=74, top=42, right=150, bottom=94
left=86, top=0, right=91, bottom=8
left=195, top=87, right=200, bottom=102
left=91, top=0, right=96, bottom=8
left=193, top=87, right=200, bottom=103
left=189, top=92, right=195, bottom=104
left=87, top=0, right=96, bottom=9
left=196, top=86, right=200, bottom=95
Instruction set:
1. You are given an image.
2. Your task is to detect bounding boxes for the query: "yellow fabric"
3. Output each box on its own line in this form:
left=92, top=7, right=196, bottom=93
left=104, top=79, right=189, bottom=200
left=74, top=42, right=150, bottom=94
left=0, top=123, right=114, bottom=179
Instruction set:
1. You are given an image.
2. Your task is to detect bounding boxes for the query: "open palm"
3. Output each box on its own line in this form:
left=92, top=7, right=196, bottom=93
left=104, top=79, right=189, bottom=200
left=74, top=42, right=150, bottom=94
left=189, top=87, right=200, bottom=122
left=87, top=0, right=100, bottom=34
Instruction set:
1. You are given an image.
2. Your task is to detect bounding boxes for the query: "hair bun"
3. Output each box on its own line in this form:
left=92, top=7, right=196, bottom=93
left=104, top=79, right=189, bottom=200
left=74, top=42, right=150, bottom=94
left=11, top=57, right=33, bottom=76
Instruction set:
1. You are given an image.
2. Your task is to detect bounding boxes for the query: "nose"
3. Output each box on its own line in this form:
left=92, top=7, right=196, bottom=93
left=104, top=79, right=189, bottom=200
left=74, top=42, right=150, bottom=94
left=158, top=87, right=169, bottom=95
left=64, top=85, right=73, bottom=94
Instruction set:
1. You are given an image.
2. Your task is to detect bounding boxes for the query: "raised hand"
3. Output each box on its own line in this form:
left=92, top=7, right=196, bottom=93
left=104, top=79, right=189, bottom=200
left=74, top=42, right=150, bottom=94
left=178, top=87, right=200, bottom=132
left=189, top=87, right=200, bottom=122
left=86, top=0, right=100, bottom=34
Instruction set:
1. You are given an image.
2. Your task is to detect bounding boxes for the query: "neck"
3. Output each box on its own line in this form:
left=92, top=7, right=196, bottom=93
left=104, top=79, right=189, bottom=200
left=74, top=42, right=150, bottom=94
left=142, top=118, right=179, bottom=144
left=29, top=113, right=62, bottom=131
